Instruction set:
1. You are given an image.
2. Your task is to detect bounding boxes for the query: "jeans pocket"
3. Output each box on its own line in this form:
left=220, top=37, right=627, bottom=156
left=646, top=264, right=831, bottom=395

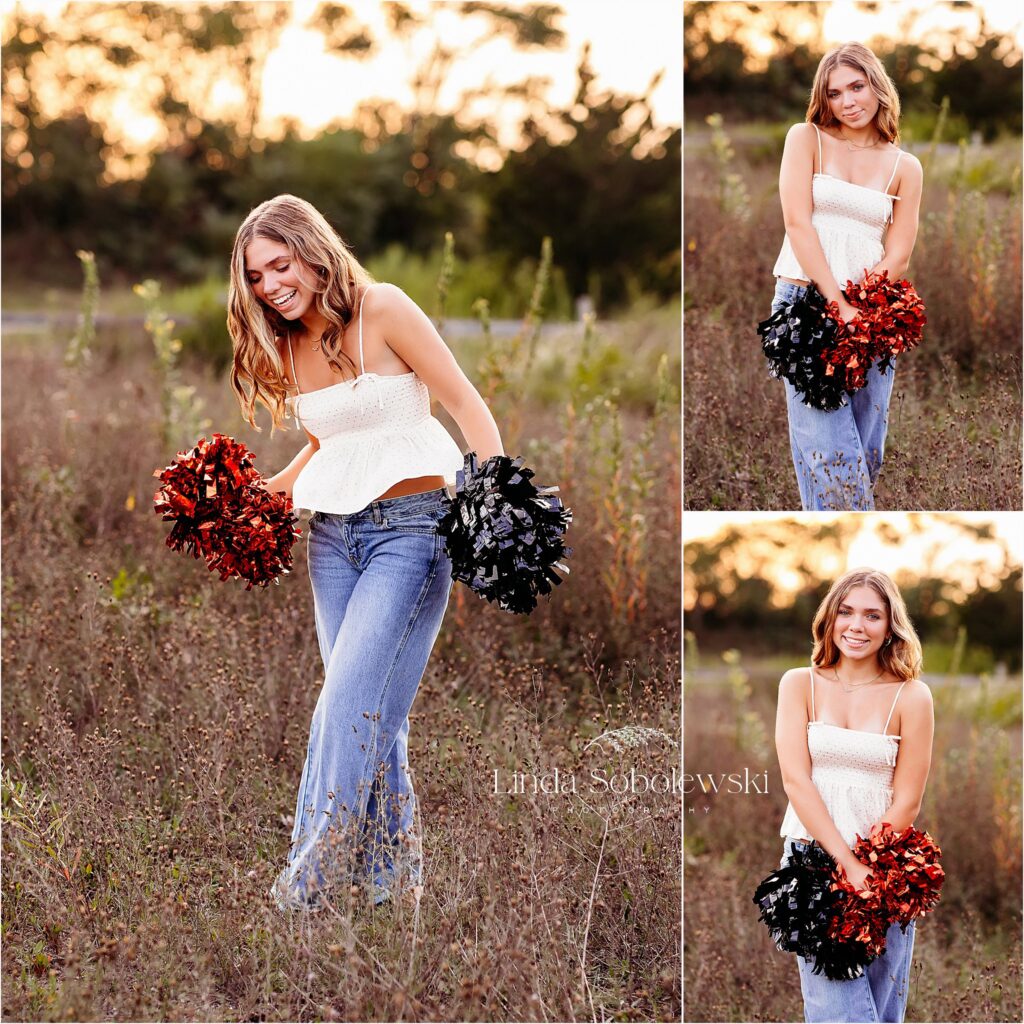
left=773, top=281, right=807, bottom=308
left=382, top=505, right=447, bottom=534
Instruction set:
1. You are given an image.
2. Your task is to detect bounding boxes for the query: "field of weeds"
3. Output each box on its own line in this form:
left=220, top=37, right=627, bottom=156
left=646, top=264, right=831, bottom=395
left=0, top=282, right=681, bottom=1022
left=683, top=120, right=1023, bottom=511
left=683, top=648, right=1023, bottom=1023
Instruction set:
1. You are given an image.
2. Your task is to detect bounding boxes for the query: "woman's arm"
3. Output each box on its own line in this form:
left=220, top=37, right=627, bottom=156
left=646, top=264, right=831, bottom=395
left=868, top=154, right=924, bottom=281
left=776, top=668, right=868, bottom=878
left=778, top=123, right=858, bottom=321
left=871, top=680, right=934, bottom=831
left=372, top=283, right=504, bottom=461
left=265, top=427, right=320, bottom=498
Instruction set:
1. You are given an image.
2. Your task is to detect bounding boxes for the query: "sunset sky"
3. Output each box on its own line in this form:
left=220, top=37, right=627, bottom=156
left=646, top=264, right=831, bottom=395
left=683, top=512, right=1022, bottom=601
left=3, top=0, right=682, bottom=167
left=689, top=0, right=1023, bottom=63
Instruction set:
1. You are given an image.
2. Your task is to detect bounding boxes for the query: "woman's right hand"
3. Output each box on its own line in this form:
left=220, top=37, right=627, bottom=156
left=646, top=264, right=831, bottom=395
left=835, top=298, right=860, bottom=325
left=840, top=857, right=873, bottom=891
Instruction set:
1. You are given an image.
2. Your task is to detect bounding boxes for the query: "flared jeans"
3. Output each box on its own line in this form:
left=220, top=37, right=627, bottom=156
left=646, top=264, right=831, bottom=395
left=781, top=838, right=916, bottom=1023
left=272, top=487, right=453, bottom=910
left=772, top=279, right=896, bottom=511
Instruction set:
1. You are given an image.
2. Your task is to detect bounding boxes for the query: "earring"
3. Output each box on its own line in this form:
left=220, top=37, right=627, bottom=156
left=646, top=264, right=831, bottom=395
left=884, top=636, right=892, bottom=647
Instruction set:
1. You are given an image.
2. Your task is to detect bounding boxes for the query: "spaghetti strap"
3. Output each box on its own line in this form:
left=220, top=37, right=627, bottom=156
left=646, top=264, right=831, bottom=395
left=287, top=331, right=300, bottom=393
left=882, top=680, right=908, bottom=734
left=357, top=288, right=368, bottom=376
left=809, top=664, right=817, bottom=722
left=812, top=124, right=822, bottom=174
left=884, top=150, right=902, bottom=194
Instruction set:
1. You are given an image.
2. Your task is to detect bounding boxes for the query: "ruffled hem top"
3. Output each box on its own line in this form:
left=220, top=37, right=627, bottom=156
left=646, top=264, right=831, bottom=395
left=283, top=285, right=464, bottom=516
left=288, top=372, right=464, bottom=515
left=779, top=721, right=900, bottom=848
left=773, top=125, right=902, bottom=290
left=780, top=666, right=909, bottom=849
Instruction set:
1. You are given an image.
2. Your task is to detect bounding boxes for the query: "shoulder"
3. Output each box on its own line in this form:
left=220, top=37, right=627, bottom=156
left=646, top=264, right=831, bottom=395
left=897, top=678, right=932, bottom=711
left=894, top=679, right=932, bottom=740
left=787, top=121, right=816, bottom=139
left=785, top=122, right=818, bottom=147
left=779, top=666, right=812, bottom=694
left=896, top=150, right=923, bottom=181
left=362, top=282, right=436, bottom=340
left=361, top=281, right=416, bottom=317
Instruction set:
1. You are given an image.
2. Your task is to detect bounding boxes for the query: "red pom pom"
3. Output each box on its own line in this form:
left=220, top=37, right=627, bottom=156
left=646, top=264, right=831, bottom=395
left=845, top=270, right=927, bottom=368
left=827, top=823, right=944, bottom=960
left=851, top=822, right=945, bottom=926
left=822, top=300, right=877, bottom=392
left=153, top=434, right=301, bottom=589
left=827, top=864, right=891, bottom=961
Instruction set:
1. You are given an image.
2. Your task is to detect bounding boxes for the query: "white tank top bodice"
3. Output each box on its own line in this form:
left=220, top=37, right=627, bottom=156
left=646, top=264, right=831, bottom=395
left=772, top=124, right=902, bottom=288
left=286, top=288, right=464, bottom=515
left=779, top=665, right=908, bottom=849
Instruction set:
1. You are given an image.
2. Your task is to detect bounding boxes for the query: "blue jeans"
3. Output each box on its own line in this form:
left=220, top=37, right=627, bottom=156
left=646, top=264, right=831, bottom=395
left=271, top=488, right=453, bottom=910
left=781, top=839, right=916, bottom=1023
left=773, top=279, right=896, bottom=511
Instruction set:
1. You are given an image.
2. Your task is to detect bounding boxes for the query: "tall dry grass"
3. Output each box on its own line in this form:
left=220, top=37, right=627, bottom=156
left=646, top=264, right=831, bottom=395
left=0, top=287, right=681, bottom=1021
left=683, top=120, right=1023, bottom=510
left=683, top=648, right=1023, bottom=1023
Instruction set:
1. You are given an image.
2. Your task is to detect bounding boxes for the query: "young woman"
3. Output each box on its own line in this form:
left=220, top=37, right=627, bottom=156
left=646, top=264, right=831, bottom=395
left=227, top=194, right=503, bottom=910
left=772, top=43, right=924, bottom=511
left=775, top=568, right=934, bottom=1023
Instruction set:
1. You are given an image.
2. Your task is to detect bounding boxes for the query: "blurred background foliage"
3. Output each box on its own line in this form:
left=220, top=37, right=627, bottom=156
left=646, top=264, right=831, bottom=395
left=684, top=0, right=1022, bottom=141
left=2, top=1, right=680, bottom=318
left=684, top=515, right=1023, bottom=674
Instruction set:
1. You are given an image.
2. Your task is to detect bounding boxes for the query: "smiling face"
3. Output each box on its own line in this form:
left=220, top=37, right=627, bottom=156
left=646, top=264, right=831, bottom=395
left=826, top=63, right=881, bottom=132
left=244, top=236, right=317, bottom=321
left=832, top=584, right=890, bottom=663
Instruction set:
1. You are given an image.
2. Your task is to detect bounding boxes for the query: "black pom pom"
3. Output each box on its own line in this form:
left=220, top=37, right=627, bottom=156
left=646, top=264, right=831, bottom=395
left=438, top=452, right=572, bottom=615
left=758, top=284, right=851, bottom=411
left=752, top=843, right=876, bottom=981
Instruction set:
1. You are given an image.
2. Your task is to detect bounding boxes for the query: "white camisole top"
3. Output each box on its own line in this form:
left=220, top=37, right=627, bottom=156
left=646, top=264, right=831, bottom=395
left=286, top=287, right=465, bottom=515
left=772, top=124, right=903, bottom=288
left=779, top=664, right=908, bottom=848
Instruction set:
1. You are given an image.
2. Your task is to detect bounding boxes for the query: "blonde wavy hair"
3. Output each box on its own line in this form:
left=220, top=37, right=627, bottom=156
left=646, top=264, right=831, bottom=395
left=811, top=568, right=922, bottom=681
left=806, top=42, right=902, bottom=145
left=227, top=194, right=374, bottom=431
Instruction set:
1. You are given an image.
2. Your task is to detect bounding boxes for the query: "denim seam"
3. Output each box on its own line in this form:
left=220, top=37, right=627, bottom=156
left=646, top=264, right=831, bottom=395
left=352, top=530, right=442, bottom=830
left=289, top=730, right=317, bottom=865
left=344, top=519, right=362, bottom=567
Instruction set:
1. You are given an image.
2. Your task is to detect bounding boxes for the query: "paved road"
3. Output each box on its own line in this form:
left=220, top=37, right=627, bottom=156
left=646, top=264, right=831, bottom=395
left=1, top=311, right=591, bottom=339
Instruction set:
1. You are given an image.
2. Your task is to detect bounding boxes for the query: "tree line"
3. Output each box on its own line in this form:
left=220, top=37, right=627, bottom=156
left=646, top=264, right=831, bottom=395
left=685, top=1, right=1022, bottom=139
left=684, top=519, right=1022, bottom=670
left=2, top=3, right=679, bottom=312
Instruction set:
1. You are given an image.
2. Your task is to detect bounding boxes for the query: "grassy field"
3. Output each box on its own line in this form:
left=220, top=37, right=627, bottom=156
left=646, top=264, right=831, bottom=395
left=683, top=648, right=1023, bottom=1023
left=0, top=295, right=681, bottom=1021
left=683, top=122, right=1023, bottom=511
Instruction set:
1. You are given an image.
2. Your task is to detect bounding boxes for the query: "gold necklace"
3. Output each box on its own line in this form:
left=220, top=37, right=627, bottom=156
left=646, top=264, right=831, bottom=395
left=838, top=127, right=883, bottom=150
left=831, top=667, right=884, bottom=693
left=286, top=327, right=323, bottom=354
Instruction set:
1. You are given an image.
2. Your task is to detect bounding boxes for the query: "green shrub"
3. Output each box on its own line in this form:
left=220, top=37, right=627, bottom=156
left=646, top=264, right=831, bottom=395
left=170, top=276, right=232, bottom=371
left=365, top=243, right=575, bottom=321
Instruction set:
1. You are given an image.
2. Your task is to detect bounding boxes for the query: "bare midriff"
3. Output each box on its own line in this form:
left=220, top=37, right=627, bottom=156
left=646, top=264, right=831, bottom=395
left=779, top=275, right=811, bottom=285
left=375, top=475, right=447, bottom=500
